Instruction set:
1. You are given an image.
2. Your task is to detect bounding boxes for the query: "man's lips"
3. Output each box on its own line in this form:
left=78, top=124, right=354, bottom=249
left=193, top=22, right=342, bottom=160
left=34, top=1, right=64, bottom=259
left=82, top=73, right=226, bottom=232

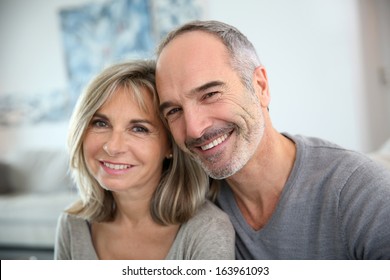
left=200, top=133, right=230, bottom=151
left=186, top=126, right=234, bottom=153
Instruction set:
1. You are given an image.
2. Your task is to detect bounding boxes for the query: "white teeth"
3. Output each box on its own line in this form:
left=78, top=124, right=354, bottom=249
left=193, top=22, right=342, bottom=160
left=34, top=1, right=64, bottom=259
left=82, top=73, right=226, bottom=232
left=103, top=162, right=130, bottom=170
left=201, top=133, right=229, bottom=151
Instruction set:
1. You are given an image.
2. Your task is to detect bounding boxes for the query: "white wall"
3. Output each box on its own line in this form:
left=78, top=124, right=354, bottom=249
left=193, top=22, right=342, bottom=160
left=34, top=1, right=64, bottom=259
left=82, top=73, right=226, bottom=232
left=1, top=0, right=389, bottom=156
left=359, top=0, right=390, bottom=151
left=208, top=0, right=368, bottom=151
left=0, top=0, right=109, bottom=156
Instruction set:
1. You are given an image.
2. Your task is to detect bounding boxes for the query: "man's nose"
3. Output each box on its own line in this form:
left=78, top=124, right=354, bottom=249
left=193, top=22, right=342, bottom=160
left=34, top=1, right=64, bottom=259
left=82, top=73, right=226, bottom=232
left=183, top=106, right=211, bottom=140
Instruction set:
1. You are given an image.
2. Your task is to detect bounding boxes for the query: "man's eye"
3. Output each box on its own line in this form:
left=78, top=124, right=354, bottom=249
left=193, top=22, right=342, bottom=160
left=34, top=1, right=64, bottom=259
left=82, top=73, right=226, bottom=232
left=165, top=107, right=182, bottom=118
left=202, top=91, right=219, bottom=101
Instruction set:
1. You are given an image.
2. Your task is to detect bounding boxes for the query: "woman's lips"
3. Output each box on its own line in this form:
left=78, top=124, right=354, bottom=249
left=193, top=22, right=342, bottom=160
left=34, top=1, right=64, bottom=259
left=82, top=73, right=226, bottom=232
left=102, top=161, right=131, bottom=170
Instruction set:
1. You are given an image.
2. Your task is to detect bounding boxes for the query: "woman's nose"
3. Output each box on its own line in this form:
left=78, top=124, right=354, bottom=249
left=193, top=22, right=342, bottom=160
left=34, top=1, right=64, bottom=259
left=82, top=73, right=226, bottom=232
left=103, top=131, right=126, bottom=157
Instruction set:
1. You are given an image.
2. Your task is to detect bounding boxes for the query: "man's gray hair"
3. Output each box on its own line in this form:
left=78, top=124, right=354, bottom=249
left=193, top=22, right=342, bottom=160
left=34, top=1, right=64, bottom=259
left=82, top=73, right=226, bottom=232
left=156, top=20, right=262, bottom=92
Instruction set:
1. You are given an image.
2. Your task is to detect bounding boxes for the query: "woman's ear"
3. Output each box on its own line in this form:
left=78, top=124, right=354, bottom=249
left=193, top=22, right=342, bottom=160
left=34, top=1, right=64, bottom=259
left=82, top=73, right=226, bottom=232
left=166, top=152, right=173, bottom=159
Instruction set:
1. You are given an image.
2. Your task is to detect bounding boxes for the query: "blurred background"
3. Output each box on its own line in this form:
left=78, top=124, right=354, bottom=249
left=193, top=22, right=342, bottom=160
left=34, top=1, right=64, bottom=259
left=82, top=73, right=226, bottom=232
left=1, top=0, right=390, bottom=153
left=0, top=0, right=389, bottom=259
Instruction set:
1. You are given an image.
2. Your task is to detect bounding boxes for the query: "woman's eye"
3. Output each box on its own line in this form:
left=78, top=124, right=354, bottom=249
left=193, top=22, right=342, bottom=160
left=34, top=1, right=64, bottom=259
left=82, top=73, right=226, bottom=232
left=132, top=126, right=149, bottom=133
left=91, top=119, right=108, bottom=128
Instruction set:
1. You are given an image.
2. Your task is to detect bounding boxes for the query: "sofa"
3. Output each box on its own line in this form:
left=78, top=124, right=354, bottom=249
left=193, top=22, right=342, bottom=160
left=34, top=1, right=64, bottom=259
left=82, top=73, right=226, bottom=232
left=0, top=139, right=388, bottom=260
left=368, top=138, right=390, bottom=170
left=0, top=148, right=78, bottom=259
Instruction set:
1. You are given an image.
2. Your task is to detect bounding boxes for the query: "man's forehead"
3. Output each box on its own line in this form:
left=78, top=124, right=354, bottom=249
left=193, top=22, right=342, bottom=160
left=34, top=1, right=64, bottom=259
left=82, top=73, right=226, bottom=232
left=157, top=33, right=230, bottom=81
left=157, top=31, right=225, bottom=62
left=155, top=31, right=233, bottom=100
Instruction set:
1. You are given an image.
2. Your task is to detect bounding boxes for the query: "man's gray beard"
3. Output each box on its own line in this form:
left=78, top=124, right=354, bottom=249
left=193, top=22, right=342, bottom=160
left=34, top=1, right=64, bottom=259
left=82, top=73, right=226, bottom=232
left=200, top=159, right=236, bottom=179
left=191, top=148, right=246, bottom=180
left=191, top=116, right=265, bottom=180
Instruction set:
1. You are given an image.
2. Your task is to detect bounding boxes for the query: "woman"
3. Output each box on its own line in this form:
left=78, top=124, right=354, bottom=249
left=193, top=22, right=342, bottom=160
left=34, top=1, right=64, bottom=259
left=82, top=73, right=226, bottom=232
left=54, top=60, right=234, bottom=260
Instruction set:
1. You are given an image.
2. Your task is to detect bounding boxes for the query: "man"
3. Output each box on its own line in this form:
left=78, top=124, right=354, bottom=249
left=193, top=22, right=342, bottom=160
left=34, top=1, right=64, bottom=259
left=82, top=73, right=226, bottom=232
left=155, top=20, right=390, bottom=259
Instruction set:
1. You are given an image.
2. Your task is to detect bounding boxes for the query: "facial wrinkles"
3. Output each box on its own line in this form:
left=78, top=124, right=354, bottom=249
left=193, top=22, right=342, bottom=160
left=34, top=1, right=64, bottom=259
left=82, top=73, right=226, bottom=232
left=214, top=108, right=265, bottom=179
left=183, top=88, right=248, bottom=147
left=192, top=89, right=265, bottom=179
left=159, top=33, right=264, bottom=179
left=229, top=86, right=265, bottom=170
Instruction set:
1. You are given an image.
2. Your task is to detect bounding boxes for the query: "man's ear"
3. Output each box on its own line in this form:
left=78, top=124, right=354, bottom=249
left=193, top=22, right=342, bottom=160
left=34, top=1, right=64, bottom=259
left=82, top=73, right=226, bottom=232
left=253, top=66, right=270, bottom=108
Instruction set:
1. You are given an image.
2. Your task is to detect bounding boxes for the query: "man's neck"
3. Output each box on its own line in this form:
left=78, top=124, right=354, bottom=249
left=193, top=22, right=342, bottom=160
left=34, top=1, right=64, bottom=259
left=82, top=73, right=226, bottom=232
left=226, top=130, right=296, bottom=230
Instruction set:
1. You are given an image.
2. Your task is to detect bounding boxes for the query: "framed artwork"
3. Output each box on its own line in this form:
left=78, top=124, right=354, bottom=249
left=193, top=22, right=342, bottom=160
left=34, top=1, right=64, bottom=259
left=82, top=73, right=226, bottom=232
left=0, top=0, right=205, bottom=126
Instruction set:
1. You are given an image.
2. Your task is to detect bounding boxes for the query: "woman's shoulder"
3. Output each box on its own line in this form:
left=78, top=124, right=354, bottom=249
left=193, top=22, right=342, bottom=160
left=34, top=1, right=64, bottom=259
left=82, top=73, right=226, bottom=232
left=170, top=200, right=235, bottom=259
left=189, top=200, right=232, bottom=227
left=58, top=212, right=89, bottom=231
left=56, top=212, right=97, bottom=260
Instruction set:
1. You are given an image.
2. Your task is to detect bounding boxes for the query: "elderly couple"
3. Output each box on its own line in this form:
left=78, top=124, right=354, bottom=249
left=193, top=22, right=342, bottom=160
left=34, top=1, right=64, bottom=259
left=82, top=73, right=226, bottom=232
left=55, top=20, right=390, bottom=260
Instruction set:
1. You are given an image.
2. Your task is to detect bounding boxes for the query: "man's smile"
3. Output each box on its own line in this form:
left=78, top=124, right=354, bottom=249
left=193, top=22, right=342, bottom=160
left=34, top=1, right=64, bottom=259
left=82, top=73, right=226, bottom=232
left=200, top=133, right=230, bottom=151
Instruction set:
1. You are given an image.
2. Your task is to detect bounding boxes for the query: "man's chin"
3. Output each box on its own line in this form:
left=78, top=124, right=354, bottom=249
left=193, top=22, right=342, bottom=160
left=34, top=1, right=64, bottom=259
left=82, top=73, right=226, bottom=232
left=207, top=169, right=234, bottom=180
left=200, top=162, right=235, bottom=180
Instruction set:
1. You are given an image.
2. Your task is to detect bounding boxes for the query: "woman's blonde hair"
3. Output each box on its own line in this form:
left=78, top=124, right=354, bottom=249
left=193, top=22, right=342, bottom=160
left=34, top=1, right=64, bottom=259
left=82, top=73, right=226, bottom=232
left=67, top=59, right=209, bottom=225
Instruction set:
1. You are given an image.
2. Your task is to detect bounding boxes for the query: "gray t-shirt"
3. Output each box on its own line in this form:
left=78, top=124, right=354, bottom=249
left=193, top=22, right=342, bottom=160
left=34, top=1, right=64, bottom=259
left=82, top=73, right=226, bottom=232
left=217, top=134, right=390, bottom=259
left=55, top=200, right=235, bottom=260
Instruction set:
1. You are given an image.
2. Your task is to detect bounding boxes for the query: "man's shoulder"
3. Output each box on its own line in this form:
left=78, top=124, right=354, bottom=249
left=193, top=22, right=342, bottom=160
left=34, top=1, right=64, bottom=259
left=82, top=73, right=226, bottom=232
left=285, top=133, right=344, bottom=150
left=286, top=133, right=369, bottom=161
left=287, top=133, right=390, bottom=188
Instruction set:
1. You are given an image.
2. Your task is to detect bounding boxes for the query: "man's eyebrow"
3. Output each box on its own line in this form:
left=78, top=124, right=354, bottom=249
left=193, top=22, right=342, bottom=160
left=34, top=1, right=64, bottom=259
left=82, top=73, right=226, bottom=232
left=159, top=80, right=225, bottom=113
left=159, top=101, right=174, bottom=113
left=191, top=80, right=225, bottom=94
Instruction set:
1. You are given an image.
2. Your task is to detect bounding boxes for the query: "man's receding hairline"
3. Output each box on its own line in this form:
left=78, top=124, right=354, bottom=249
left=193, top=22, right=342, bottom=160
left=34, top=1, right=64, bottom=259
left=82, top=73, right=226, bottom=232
left=157, top=29, right=225, bottom=58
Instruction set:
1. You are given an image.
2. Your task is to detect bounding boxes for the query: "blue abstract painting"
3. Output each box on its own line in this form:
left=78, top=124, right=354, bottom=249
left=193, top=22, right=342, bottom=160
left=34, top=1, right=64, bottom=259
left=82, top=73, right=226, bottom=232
left=0, top=0, right=205, bottom=126
left=60, top=0, right=155, bottom=102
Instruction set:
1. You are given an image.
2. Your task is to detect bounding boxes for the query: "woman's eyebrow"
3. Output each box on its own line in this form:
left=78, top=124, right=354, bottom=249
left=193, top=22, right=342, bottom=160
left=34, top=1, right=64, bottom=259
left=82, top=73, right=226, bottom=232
left=92, top=112, right=109, bottom=119
left=129, top=119, right=153, bottom=125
